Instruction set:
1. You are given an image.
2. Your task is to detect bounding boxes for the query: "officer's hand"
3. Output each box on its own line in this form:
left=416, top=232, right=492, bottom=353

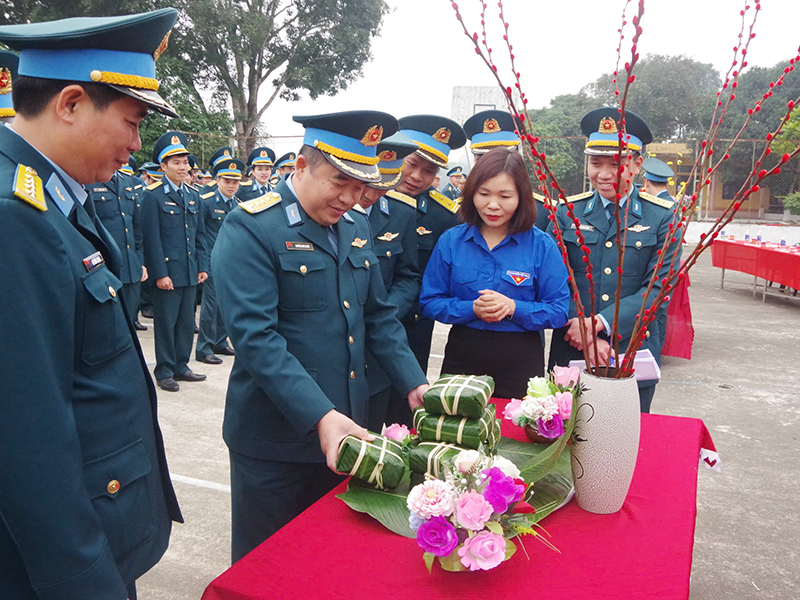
left=586, top=338, right=612, bottom=367
left=407, top=383, right=430, bottom=410
left=564, top=316, right=603, bottom=350
left=198, top=271, right=209, bottom=284
left=317, top=409, right=375, bottom=472
left=141, top=266, right=148, bottom=283
left=156, top=276, right=174, bottom=291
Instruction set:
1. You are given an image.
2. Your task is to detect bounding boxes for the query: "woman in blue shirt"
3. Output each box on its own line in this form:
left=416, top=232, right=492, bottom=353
left=420, top=147, right=570, bottom=398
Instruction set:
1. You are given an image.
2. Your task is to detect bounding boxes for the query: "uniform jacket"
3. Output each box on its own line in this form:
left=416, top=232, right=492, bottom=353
left=87, top=171, right=145, bottom=284
left=441, top=182, right=461, bottom=200
left=141, top=178, right=209, bottom=287
left=547, top=186, right=681, bottom=379
left=0, top=126, right=181, bottom=600
left=363, top=192, right=421, bottom=395
left=199, top=188, right=238, bottom=275
left=212, top=178, right=428, bottom=463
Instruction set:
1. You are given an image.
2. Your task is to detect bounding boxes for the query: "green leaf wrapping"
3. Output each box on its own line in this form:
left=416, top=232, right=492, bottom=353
left=335, top=434, right=406, bottom=490
left=336, top=478, right=416, bottom=538
left=422, top=374, right=495, bottom=418
left=413, top=405, right=501, bottom=450
left=408, top=441, right=486, bottom=477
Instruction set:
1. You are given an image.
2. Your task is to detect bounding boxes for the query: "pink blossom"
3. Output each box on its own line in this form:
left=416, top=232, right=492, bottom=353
left=407, top=479, right=456, bottom=519
left=555, top=391, right=573, bottom=420
left=537, top=414, right=565, bottom=439
left=503, top=399, right=525, bottom=425
left=458, top=531, right=507, bottom=571
left=552, top=365, right=580, bottom=388
left=454, top=490, right=494, bottom=530
left=381, top=423, right=410, bottom=442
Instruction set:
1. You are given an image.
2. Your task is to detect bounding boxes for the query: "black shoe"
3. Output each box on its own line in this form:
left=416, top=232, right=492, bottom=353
left=140, top=307, right=154, bottom=319
left=133, top=320, right=148, bottom=331
left=196, top=354, right=223, bottom=365
left=174, top=369, right=207, bottom=382
left=215, top=346, right=235, bottom=356
left=157, top=378, right=180, bottom=392
left=194, top=325, right=200, bottom=334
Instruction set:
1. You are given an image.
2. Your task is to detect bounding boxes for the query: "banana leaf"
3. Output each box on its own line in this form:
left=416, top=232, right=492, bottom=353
left=336, top=476, right=416, bottom=538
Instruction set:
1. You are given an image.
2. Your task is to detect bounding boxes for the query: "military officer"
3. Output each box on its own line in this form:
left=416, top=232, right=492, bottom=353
left=641, top=156, right=674, bottom=199
left=238, top=146, right=276, bottom=200
left=195, top=157, right=243, bottom=364
left=269, top=151, right=296, bottom=186
left=0, top=49, right=18, bottom=124
left=395, top=114, right=467, bottom=373
left=441, top=165, right=465, bottom=199
left=547, top=108, right=680, bottom=413
left=0, top=10, right=183, bottom=600
left=87, top=154, right=149, bottom=331
left=213, top=110, right=429, bottom=561
left=198, top=169, right=213, bottom=186
left=141, top=131, right=209, bottom=392
left=355, top=133, right=422, bottom=431
left=139, top=161, right=163, bottom=186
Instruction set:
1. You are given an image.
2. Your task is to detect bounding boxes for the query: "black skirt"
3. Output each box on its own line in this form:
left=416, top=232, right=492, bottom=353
left=441, top=326, right=544, bottom=400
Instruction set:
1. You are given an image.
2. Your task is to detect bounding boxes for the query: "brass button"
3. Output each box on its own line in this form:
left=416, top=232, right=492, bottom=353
left=300, top=265, right=308, bottom=274
left=604, top=267, right=612, bottom=275
left=185, top=224, right=188, bottom=228
left=605, top=241, right=613, bottom=248
left=120, top=212, right=124, bottom=216
left=170, top=211, right=175, bottom=214
left=348, top=336, right=354, bottom=345
left=350, top=371, right=355, bottom=379
left=127, top=245, right=130, bottom=249
left=646, top=330, right=651, bottom=339
left=107, top=479, right=120, bottom=494
left=601, top=293, right=609, bottom=302
left=635, top=240, right=642, bottom=248
left=343, top=300, right=350, bottom=309
left=108, top=286, right=117, bottom=298
left=125, top=228, right=129, bottom=233
left=385, top=251, right=392, bottom=258
left=165, top=257, right=169, bottom=262
left=364, top=259, right=370, bottom=267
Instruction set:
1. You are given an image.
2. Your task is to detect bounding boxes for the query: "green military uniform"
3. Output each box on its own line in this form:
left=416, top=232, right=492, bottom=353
left=141, top=132, right=209, bottom=385
left=0, top=10, right=182, bottom=600
left=195, top=158, right=244, bottom=362
left=213, top=111, right=427, bottom=562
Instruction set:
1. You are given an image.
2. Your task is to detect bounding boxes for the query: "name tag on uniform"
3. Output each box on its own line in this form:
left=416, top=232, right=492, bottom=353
left=82, top=251, right=105, bottom=272
left=505, top=270, right=531, bottom=286
left=285, top=241, right=314, bottom=251
left=570, top=223, right=595, bottom=232
left=92, top=187, right=108, bottom=192
left=214, top=209, right=226, bottom=214
left=164, top=201, right=178, bottom=206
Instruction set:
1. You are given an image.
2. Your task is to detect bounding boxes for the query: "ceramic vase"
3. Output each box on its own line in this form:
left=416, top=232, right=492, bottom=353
left=570, top=368, right=640, bottom=514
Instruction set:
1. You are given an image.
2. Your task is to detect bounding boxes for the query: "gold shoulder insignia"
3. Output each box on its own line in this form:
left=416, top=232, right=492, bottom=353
left=13, top=164, right=46, bottom=211
left=133, top=184, right=143, bottom=190
left=188, top=184, right=199, bottom=191
left=351, top=203, right=366, bottom=214
left=239, top=180, right=253, bottom=187
left=200, top=191, right=216, bottom=199
left=386, top=189, right=417, bottom=208
left=240, top=192, right=281, bottom=214
left=208, top=180, right=217, bottom=188
left=565, top=191, right=594, bottom=202
left=429, top=189, right=459, bottom=214
left=639, top=191, right=675, bottom=209
left=533, top=192, right=565, bottom=206
left=532, top=192, right=545, bottom=202
left=147, top=181, right=163, bottom=191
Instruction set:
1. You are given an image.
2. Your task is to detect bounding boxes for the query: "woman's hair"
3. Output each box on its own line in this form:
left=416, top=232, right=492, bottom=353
left=459, top=147, right=536, bottom=234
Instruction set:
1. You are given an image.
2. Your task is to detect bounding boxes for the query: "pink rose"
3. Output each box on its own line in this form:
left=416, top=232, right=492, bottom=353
left=555, top=391, right=573, bottom=420
left=503, top=399, right=525, bottom=425
left=407, top=479, right=456, bottom=519
left=454, top=490, right=494, bottom=530
left=458, top=531, right=506, bottom=571
left=552, top=365, right=580, bottom=389
left=381, top=423, right=410, bottom=442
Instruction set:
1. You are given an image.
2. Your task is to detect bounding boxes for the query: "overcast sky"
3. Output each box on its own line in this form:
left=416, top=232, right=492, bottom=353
left=263, top=0, right=800, bottom=161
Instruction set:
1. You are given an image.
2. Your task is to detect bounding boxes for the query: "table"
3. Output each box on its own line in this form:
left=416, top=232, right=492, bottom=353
left=662, top=267, right=694, bottom=360
left=711, top=239, right=800, bottom=301
left=203, top=403, right=715, bottom=600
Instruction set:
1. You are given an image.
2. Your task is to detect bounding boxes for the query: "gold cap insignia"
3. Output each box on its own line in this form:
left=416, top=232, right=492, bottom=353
left=434, top=127, right=451, bottom=144
left=171, top=135, right=180, bottom=145
left=351, top=237, right=368, bottom=248
left=229, top=163, right=237, bottom=169
left=483, top=118, right=500, bottom=134
left=223, top=149, right=231, bottom=156
left=361, top=125, right=384, bottom=147
left=379, top=150, right=397, bottom=162
left=0, top=68, right=12, bottom=95
left=260, top=150, right=268, bottom=157
left=598, top=117, right=618, bottom=134
left=154, top=31, right=172, bottom=61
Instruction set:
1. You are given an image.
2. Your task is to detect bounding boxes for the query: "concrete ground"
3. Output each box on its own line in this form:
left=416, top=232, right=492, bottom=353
left=136, top=251, right=799, bottom=599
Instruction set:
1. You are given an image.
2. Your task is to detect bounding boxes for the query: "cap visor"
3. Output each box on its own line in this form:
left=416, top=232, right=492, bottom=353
left=109, top=83, right=178, bottom=118
left=367, top=170, right=402, bottom=190
left=323, top=153, right=380, bottom=183
left=414, top=148, right=447, bottom=169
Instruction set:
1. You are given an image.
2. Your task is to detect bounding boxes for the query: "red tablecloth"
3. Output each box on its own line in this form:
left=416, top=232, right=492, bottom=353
left=203, top=403, right=715, bottom=600
left=711, top=239, right=800, bottom=289
left=662, top=267, right=694, bottom=359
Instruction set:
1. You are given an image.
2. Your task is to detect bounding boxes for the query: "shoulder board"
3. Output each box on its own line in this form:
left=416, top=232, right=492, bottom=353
left=13, top=164, right=46, bottom=211
left=208, top=181, right=217, bottom=188
left=429, top=189, right=459, bottom=213
left=639, top=191, right=675, bottom=209
left=200, top=191, right=216, bottom=199
left=351, top=203, right=366, bottom=214
left=386, top=189, right=417, bottom=208
left=133, top=184, right=143, bottom=190
left=239, top=180, right=253, bottom=187
left=147, top=181, right=163, bottom=191
left=565, top=191, right=594, bottom=202
left=188, top=184, right=199, bottom=191
left=240, top=192, right=282, bottom=214
left=533, top=192, right=565, bottom=206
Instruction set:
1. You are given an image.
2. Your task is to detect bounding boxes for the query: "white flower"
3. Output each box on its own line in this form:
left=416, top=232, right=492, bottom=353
left=491, top=456, right=521, bottom=479
left=526, top=377, right=552, bottom=398
left=455, top=449, right=482, bottom=474
left=520, top=394, right=559, bottom=421
left=406, top=479, right=457, bottom=518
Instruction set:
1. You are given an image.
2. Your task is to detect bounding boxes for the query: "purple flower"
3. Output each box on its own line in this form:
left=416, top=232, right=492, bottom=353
left=537, top=414, right=565, bottom=439
left=416, top=516, right=459, bottom=557
left=481, top=467, right=526, bottom=513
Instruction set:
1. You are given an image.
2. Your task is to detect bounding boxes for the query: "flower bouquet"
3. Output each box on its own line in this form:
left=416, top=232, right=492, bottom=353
left=407, top=449, right=555, bottom=572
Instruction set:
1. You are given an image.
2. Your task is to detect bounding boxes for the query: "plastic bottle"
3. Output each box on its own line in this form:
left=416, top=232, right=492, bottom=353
left=781, top=236, right=787, bottom=247
left=757, top=231, right=763, bottom=245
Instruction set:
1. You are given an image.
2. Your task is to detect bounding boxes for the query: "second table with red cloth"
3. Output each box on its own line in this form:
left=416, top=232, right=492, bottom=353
left=203, top=401, right=715, bottom=600
left=711, top=238, right=800, bottom=290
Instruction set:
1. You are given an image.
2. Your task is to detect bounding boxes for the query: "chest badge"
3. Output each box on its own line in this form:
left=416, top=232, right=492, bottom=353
left=507, top=270, right=530, bottom=285
left=285, top=241, right=314, bottom=251
left=416, top=227, right=432, bottom=236
left=351, top=237, right=368, bottom=248
left=627, top=224, right=651, bottom=233
left=377, top=232, right=399, bottom=242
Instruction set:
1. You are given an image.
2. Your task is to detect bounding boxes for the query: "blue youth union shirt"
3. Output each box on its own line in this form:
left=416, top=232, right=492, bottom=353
left=420, top=223, right=570, bottom=332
